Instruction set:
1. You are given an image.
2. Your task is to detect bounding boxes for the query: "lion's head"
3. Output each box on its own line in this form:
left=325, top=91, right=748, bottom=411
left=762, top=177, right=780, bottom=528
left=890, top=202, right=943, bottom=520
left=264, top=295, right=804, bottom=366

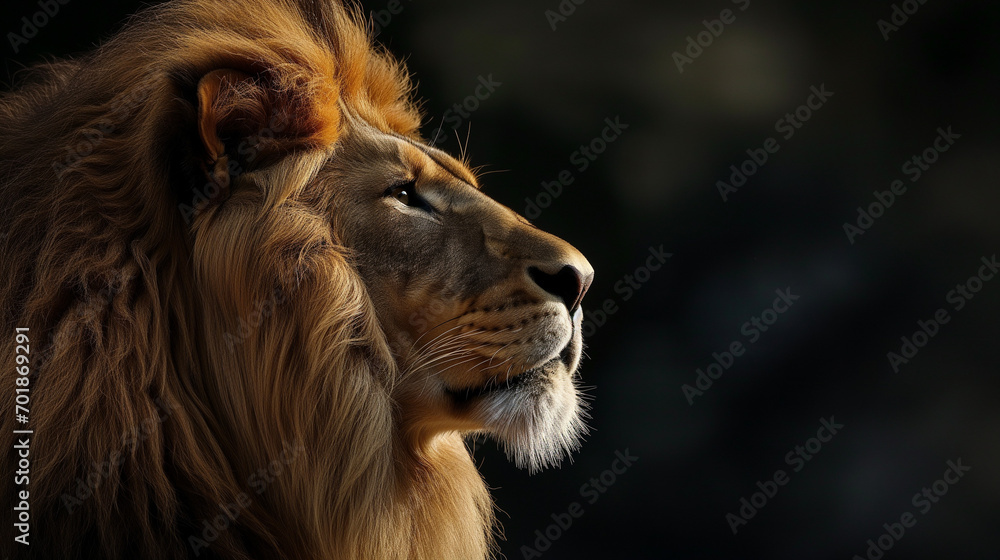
left=0, top=1, right=592, bottom=558
left=331, top=110, right=593, bottom=471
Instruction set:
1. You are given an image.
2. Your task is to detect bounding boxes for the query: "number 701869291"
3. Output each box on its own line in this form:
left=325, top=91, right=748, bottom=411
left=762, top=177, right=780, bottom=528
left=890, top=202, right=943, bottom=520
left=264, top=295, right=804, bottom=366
left=14, top=328, right=31, bottom=425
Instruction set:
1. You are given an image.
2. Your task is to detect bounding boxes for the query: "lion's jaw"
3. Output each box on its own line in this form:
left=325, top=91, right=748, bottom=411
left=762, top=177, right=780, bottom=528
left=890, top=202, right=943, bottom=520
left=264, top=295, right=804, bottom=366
left=452, top=307, right=589, bottom=472
left=328, top=119, right=593, bottom=473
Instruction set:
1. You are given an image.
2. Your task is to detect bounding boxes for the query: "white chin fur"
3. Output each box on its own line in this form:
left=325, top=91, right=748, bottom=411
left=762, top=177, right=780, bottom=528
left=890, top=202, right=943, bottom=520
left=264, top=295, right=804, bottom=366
left=477, top=370, right=589, bottom=474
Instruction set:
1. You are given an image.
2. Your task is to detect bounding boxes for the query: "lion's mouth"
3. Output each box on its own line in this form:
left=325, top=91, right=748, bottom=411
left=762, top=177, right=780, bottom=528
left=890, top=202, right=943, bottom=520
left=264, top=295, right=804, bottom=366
left=445, top=366, right=545, bottom=402
left=445, top=339, right=575, bottom=403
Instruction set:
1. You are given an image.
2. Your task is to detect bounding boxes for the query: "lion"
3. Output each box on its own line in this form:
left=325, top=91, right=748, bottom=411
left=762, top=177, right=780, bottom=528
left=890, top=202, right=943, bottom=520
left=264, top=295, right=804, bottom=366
left=0, top=1, right=594, bottom=558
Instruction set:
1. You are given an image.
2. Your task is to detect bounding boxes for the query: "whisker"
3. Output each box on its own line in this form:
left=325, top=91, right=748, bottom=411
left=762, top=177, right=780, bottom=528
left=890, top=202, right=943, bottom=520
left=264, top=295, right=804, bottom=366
left=408, top=313, right=468, bottom=353
left=415, top=324, right=518, bottom=363
left=409, top=326, right=502, bottom=370
left=408, top=323, right=474, bottom=366
left=411, top=345, right=478, bottom=372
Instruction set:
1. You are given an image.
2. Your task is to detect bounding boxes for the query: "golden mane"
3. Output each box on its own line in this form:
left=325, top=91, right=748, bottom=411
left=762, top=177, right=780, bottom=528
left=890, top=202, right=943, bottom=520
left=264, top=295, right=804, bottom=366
left=0, top=1, right=492, bottom=558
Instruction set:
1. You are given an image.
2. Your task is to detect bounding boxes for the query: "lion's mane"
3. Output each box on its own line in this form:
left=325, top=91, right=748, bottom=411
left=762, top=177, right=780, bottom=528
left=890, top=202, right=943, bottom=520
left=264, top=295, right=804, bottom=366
left=0, top=1, right=492, bottom=558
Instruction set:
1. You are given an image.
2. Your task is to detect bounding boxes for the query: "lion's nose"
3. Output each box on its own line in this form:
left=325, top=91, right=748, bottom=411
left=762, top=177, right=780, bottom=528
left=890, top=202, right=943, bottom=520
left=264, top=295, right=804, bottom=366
left=527, top=264, right=594, bottom=314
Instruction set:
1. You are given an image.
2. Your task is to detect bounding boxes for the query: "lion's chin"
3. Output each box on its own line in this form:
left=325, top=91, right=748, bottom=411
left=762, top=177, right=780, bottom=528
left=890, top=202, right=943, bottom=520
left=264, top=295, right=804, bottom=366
left=480, top=366, right=588, bottom=474
left=451, top=335, right=589, bottom=474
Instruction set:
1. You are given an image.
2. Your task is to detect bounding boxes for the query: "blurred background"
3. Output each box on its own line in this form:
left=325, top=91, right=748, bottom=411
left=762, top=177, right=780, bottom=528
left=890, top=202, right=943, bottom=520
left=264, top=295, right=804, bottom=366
left=3, top=0, right=998, bottom=558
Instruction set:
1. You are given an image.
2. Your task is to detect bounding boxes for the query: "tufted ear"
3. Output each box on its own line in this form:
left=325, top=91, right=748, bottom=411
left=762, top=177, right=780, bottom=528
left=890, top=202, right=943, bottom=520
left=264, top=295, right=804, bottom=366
left=194, top=68, right=340, bottom=192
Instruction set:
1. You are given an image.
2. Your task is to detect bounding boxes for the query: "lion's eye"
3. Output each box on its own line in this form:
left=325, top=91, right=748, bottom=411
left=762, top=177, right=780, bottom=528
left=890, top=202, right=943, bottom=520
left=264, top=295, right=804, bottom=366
left=390, top=185, right=412, bottom=206
left=385, top=180, right=433, bottom=212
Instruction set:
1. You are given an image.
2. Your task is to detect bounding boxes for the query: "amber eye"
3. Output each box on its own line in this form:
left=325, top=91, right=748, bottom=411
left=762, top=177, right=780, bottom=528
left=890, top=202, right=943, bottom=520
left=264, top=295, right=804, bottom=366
left=385, top=180, right=434, bottom=212
left=389, top=184, right=412, bottom=206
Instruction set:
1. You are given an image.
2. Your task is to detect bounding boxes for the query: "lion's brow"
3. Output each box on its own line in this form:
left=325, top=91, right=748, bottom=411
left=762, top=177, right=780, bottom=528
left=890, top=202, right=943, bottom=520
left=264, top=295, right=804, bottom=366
left=390, top=131, right=480, bottom=189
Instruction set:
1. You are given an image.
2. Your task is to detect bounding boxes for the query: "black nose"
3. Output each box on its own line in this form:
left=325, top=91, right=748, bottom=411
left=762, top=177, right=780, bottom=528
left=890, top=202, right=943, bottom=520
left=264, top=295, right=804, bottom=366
left=528, top=265, right=593, bottom=314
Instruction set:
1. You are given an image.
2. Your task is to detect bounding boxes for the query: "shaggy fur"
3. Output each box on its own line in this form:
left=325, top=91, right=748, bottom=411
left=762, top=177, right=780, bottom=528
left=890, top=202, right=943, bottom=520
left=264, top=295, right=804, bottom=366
left=1, top=1, right=593, bottom=558
left=0, top=1, right=493, bottom=558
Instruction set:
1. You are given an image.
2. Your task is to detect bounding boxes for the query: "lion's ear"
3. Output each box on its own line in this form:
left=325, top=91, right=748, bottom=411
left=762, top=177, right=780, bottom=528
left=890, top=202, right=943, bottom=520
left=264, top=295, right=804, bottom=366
left=195, top=68, right=339, bottom=191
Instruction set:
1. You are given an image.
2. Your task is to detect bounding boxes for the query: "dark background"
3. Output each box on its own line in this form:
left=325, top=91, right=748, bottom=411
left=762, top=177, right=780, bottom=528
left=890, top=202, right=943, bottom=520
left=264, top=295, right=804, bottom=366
left=3, top=0, right=999, bottom=558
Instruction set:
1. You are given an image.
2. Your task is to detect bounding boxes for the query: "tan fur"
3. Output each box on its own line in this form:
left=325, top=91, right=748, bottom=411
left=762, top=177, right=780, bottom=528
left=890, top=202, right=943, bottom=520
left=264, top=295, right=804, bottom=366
left=1, top=1, right=592, bottom=558
left=0, top=1, right=493, bottom=558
